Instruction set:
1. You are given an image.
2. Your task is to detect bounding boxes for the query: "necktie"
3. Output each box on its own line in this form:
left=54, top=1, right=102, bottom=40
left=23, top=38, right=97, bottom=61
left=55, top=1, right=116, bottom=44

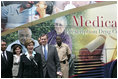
left=3, top=51, right=7, bottom=63
left=44, top=46, right=47, bottom=60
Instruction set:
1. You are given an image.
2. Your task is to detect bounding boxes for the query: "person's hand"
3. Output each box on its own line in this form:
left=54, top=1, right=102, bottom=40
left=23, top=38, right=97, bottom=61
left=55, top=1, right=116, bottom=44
left=57, top=71, right=62, bottom=76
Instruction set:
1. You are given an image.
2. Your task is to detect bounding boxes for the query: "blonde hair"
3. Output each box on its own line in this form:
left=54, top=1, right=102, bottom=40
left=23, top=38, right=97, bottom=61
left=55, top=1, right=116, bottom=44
left=24, top=39, right=35, bottom=48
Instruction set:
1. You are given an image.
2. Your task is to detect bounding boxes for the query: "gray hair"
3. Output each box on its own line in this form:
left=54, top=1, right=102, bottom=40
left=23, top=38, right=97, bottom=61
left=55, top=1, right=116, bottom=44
left=54, top=16, right=67, bottom=27
left=18, top=28, right=32, bottom=36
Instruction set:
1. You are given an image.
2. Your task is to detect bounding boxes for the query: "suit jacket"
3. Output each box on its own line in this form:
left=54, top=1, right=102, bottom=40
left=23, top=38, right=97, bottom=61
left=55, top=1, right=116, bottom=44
left=17, top=53, right=43, bottom=78
left=35, top=45, right=61, bottom=78
left=1, top=51, right=13, bottom=78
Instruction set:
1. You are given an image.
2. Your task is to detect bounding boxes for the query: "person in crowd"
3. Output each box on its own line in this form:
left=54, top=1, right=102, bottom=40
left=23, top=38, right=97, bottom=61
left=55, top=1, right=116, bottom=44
left=6, top=28, right=39, bottom=53
left=34, top=34, right=62, bottom=78
left=38, top=37, right=42, bottom=45
left=1, top=40, right=13, bottom=78
left=55, top=36, right=71, bottom=78
left=1, top=1, right=54, bottom=32
left=28, top=1, right=54, bottom=22
left=12, top=44, right=22, bottom=78
left=36, top=1, right=53, bottom=18
left=47, top=16, right=72, bottom=50
left=52, top=1, right=70, bottom=14
left=1, top=1, right=35, bottom=31
left=18, top=39, right=43, bottom=78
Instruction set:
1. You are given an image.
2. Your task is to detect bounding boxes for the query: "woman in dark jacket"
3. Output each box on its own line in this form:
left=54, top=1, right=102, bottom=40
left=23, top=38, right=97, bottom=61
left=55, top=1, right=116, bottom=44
left=12, top=44, right=22, bottom=78
left=18, top=39, right=43, bottom=78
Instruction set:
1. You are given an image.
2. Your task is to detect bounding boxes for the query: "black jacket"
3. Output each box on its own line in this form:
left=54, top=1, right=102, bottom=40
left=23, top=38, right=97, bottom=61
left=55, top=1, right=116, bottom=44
left=35, top=45, right=61, bottom=78
left=1, top=51, right=13, bottom=78
left=18, top=53, right=43, bottom=78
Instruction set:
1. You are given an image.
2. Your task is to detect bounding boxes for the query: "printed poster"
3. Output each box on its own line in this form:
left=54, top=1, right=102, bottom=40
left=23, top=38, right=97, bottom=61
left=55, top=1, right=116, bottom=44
left=1, top=1, right=117, bottom=78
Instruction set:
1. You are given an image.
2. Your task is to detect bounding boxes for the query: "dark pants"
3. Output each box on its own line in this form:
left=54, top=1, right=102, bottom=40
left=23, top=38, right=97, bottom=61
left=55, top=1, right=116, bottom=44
left=45, top=69, right=50, bottom=78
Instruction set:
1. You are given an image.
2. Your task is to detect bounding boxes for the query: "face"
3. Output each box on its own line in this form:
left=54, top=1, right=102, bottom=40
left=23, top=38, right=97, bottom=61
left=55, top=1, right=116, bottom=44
left=54, top=19, right=65, bottom=35
left=15, top=47, right=21, bottom=55
left=56, top=36, right=62, bottom=45
left=36, top=1, right=47, bottom=10
left=1, top=41, right=7, bottom=51
left=19, top=30, right=31, bottom=45
left=38, top=37, right=42, bottom=45
left=22, top=1, right=34, bottom=9
left=27, top=42, right=34, bottom=53
left=40, top=35, right=48, bottom=46
left=55, top=1, right=70, bottom=10
left=72, top=1, right=90, bottom=7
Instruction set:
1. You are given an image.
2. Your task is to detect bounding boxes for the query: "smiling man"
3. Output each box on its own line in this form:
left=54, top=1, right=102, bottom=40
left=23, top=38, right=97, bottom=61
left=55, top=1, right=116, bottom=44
left=1, top=1, right=35, bottom=31
left=1, top=40, right=13, bottom=78
left=35, top=34, right=62, bottom=78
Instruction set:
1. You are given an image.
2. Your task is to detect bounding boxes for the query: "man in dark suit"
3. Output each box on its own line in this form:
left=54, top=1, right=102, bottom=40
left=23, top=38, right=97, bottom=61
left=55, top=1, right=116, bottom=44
left=35, top=34, right=62, bottom=78
left=1, top=40, right=13, bottom=78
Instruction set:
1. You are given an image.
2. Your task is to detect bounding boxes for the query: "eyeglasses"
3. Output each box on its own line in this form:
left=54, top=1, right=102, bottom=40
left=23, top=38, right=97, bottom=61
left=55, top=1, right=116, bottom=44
left=19, top=34, right=30, bottom=38
left=54, top=23, right=63, bottom=27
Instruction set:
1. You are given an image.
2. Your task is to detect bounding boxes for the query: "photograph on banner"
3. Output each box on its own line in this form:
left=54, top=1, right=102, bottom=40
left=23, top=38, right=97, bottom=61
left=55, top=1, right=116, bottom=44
left=1, top=1, right=117, bottom=78
left=1, top=1, right=98, bottom=32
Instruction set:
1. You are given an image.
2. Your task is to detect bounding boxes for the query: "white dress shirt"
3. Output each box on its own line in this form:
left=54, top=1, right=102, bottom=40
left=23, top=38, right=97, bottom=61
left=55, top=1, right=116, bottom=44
left=1, top=51, right=8, bottom=60
left=42, top=44, right=48, bottom=55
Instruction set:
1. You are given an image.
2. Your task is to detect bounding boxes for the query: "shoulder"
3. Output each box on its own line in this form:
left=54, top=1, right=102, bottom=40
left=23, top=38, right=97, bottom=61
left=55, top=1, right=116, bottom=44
left=35, top=52, right=41, bottom=56
left=34, top=45, right=41, bottom=50
left=20, top=53, right=26, bottom=57
left=55, top=44, right=58, bottom=47
left=62, top=43, right=68, bottom=47
left=48, top=45, right=57, bottom=50
left=35, top=53, right=42, bottom=61
left=62, top=43, right=70, bottom=49
left=47, top=30, right=55, bottom=36
left=19, top=54, right=26, bottom=61
left=5, top=4, right=20, bottom=9
left=6, top=51, right=13, bottom=57
left=6, top=51, right=13, bottom=54
left=64, top=33, right=70, bottom=38
left=48, top=44, right=55, bottom=48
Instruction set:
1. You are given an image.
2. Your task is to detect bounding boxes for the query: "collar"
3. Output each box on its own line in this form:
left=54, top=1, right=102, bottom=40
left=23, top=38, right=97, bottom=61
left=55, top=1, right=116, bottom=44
left=25, top=51, right=36, bottom=59
left=56, top=43, right=64, bottom=48
left=14, top=53, right=22, bottom=57
left=42, top=44, right=48, bottom=47
left=1, top=51, right=6, bottom=54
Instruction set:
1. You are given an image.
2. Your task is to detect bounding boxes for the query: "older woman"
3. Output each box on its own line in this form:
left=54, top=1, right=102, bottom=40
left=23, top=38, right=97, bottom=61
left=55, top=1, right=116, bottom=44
left=47, top=16, right=72, bottom=51
left=18, top=39, right=43, bottom=78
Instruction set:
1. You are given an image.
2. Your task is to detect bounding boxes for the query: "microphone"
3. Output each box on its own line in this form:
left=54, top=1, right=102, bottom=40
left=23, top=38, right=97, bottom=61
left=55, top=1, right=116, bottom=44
left=30, top=56, right=38, bottom=66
